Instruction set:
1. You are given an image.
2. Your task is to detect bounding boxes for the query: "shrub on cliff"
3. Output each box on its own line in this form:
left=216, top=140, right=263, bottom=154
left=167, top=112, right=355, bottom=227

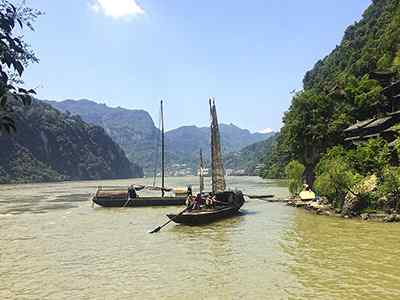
left=379, top=167, right=400, bottom=210
left=314, top=149, right=363, bottom=209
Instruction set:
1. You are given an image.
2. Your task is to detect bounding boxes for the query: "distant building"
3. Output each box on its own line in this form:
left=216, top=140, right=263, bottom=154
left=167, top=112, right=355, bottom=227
left=344, top=72, right=400, bottom=148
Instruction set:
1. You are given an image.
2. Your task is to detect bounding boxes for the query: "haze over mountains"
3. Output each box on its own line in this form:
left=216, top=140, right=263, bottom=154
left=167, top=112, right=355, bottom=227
left=46, top=99, right=274, bottom=174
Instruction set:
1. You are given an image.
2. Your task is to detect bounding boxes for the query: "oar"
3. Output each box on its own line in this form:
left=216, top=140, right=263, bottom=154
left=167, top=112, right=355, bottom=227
left=149, top=206, right=189, bottom=234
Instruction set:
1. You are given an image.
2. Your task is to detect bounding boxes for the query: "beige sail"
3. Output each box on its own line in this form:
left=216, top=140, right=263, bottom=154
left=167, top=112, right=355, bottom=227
left=209, top=98, right=226, bottom=193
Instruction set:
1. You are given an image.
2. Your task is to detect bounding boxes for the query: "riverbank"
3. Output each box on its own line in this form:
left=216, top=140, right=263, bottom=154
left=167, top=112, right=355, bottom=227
left=286, top=197, right=400, bottom=223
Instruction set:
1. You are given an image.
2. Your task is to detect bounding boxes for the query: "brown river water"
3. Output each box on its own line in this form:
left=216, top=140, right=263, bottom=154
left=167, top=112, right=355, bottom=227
left=1, top=176, right=400, bottom=299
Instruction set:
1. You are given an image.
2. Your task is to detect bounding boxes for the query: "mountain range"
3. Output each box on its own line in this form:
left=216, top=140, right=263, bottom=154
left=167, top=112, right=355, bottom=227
left=0, top=99, right=143, bottom=183
left=46, top=99, right=273, bottom=174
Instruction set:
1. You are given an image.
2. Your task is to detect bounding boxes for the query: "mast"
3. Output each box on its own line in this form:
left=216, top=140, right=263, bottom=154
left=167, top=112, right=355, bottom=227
left=209, top=98, right=226, bottom=193
left=199, top=149, right=204, bottom=193
left=161, top=100, right=165, bottom=197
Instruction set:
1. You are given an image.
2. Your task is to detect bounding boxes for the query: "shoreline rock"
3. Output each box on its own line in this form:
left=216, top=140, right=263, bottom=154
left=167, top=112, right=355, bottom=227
left=286, top=196, right=400, bottom=223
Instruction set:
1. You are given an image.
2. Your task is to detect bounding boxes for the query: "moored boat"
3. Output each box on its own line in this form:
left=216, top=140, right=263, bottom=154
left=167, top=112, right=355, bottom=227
left=93, top=195, right=186, bottom=207
left=92, top=100, right=187, bottom=208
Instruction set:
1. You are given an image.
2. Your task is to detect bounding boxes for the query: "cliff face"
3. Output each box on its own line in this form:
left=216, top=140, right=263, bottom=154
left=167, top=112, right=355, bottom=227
left=0, top=100, right=143, bottom=183
left=265, top=0, right=400, bottom=179
left=45, top=99, right=159, bottom=173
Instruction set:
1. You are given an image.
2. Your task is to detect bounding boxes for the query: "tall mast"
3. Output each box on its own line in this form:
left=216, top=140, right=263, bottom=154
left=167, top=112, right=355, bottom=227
left=161, top=100, right=165, bottom=197
left=209, top=98, right=226, bottom=193
left=199, top=149, right=204, bottom=193
left=209, top=98, right=215, bottom=192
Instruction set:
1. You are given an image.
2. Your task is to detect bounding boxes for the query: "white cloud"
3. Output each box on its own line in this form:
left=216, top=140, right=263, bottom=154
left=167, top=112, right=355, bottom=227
left=258, top=128, right=274, bottom=134
left=90, top=0, right=145, bottom=19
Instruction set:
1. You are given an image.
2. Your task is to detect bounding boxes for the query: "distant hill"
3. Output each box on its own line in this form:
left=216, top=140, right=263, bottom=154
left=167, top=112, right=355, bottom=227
left=224, top=133, right=279, bottom=176
left=0, top=99, right=143, bottom=183
left=45, top=99, right=159, bottom=170
left=165, top=124, right=274, bottom=173
left=46, top=99, right=273, bottom=174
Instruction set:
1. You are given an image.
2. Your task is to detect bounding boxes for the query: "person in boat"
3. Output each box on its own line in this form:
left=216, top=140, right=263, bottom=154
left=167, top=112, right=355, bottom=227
left=128, top=185, right=137, bottom=200
left=187, top=185, right=193, bottom=197
left=186, top=195, right=195, bottom=209
left=206, top=192, right=216, bottom=208
left=192, top=193, right=203, bottom=210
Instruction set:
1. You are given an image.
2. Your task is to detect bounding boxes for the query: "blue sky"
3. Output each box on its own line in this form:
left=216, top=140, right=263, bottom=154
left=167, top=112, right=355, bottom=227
left=23, top=0, right=371, bottom=132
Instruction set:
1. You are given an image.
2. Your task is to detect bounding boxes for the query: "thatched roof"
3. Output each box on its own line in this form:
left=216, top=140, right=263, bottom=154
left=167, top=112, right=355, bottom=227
left=344, top=117, right=376, bottom=132
left=382, top=80, right=400, bottom=98
left=363, top=116, right=392, bottom=129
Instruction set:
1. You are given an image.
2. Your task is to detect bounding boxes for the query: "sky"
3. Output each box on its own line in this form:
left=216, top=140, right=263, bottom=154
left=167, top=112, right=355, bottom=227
left=22, top=0, right=372, bottom=132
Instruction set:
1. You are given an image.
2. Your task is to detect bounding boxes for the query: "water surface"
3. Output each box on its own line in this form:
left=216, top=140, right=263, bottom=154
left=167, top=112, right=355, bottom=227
left=1, top=176, right=399, bottom=299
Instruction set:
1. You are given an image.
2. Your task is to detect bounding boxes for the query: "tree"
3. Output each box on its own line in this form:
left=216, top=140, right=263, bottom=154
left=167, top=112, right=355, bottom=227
left=285, top=160, right=305, bottom=196
left=379, top=167, right=400, bottom=210
left=314, top=146, right=363, bottom=208
left=0, top=0, right=42, bottom=134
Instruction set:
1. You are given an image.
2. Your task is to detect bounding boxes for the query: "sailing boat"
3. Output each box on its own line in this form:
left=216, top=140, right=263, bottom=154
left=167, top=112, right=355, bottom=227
left=92, top=100, right=187, bottom=207
left=166, top=98, right=245, bottom=224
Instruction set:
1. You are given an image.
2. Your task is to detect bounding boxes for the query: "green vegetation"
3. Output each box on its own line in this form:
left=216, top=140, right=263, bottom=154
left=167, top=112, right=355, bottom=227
left=378, top=167, right=400, bottom=210
left=285, top=160, right=305, bottom=196
left=224, top=133, right=278, bottom=176
left=260, top=0, right=400, bottom=215
left=313, top=138, right=395, bottom=213
left=264, top=0, right=400, bottom=182
left=0, top=100, right=143, bottom=183
left=0, top=1, right=42, bottom=134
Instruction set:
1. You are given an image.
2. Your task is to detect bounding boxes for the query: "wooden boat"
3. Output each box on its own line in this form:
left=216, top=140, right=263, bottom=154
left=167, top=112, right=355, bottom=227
left=93, top=193, right=186, bottom=207
left=167, top=191, right=244, bottom=225
left=165, top=99, right=245, bottom=225
left=92, top=100, right=187, bottom=208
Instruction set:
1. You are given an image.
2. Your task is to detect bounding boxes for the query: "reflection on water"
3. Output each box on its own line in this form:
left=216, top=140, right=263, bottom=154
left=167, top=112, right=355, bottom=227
left=0, top=176, right=400, bottom=299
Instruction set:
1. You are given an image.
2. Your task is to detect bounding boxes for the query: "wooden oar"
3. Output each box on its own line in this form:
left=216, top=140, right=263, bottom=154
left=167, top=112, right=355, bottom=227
left=149, top=206, right=189, bottom=234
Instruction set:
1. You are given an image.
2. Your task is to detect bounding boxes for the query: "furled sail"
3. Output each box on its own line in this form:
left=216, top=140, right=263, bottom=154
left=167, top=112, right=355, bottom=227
left=199, top=149, right=205, bottom=193
left=209, top=98, right=226, bottom=193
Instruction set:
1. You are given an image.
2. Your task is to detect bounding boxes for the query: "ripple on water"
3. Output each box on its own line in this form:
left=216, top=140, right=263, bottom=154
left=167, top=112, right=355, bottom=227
left=1, top=177, right=400, bottom=300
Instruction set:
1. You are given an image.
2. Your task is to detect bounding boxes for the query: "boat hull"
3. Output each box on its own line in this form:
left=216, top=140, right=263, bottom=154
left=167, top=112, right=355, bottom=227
left=167, top=206, right=240, bottom=225
left=167, top=190, right=245, bottom=225
left=92, top=196, right=186, bottom=207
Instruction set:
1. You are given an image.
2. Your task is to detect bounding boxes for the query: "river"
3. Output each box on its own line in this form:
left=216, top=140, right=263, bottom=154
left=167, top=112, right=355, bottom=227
left=1, top=176, right=400, bottom=299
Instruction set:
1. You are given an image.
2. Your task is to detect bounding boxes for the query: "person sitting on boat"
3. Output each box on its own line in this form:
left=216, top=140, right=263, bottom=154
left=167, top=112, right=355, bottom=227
left=186, top=195, right=195, bottom=209
left=128, top=185, right=137, bottom=200
left=192, top=193, right=203, bottom=210
left=206, top=193, right=215, bottom=208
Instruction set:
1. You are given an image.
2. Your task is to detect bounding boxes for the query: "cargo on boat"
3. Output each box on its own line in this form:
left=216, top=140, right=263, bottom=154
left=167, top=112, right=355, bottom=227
left=167, top=191, right=244, bottom=225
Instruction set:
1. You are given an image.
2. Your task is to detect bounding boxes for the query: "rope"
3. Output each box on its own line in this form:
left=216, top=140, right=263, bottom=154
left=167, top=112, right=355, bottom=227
left=152, top=104, right=162, bottom=187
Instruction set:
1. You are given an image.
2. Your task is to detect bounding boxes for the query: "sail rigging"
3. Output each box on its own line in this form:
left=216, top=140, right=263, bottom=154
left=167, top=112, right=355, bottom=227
left=151, top=100, right=167, bottom=196
left=199, top=149, right=204, bottom=193
left=161, top=100, right=165, bottom=197
left=209, top=98, right=226, bottom=193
